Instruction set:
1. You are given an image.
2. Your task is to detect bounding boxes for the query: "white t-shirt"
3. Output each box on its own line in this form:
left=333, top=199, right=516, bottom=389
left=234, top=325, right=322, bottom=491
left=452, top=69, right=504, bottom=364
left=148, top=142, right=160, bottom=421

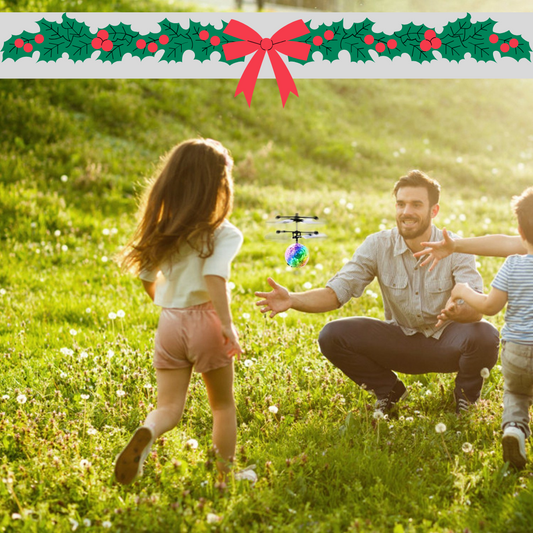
left=139, top=220, right=243, bottom=308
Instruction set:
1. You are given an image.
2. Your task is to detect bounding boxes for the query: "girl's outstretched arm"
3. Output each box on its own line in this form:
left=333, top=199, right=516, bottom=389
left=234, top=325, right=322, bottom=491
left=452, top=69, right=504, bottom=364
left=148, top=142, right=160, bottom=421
left=142, top=280, right=156, bottom=301
left=204, top=275, right=243, bottom=359
left=414, top=230, right=526, bottom=271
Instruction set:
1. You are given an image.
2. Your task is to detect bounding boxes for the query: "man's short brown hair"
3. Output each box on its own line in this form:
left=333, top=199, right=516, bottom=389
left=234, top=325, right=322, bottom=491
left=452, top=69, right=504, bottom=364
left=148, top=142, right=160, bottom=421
left=393, top=170, right=441, bottom=207
left=512, top=186, right=533, bottom=244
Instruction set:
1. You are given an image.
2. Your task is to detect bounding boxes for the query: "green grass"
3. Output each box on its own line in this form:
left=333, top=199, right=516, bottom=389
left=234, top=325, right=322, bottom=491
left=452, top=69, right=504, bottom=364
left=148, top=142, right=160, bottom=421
left=1, top=2, right=533, bottom=532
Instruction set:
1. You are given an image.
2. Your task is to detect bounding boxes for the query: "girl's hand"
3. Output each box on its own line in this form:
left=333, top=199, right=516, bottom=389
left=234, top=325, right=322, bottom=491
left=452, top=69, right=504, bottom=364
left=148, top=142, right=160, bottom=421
left=413, top=228, right=456, bottom=271
left=255, top=277, right=291, bottom=318
left=221, top=323, right=243, bottom=360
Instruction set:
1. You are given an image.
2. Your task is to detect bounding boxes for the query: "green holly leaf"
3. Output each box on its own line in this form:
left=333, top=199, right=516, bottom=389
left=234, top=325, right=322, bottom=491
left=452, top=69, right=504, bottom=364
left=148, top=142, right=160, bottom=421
left=157, top=19, right=193, bottom=63
left=289, top=20, right=345, bottom=64
left=187, top=20, right=243, bottom=64
left=338, top=18, right=375, bottom=63
left=495, top=29, right=532, bottom=61
left=395, top=22, right=434, bottom=63
left=438, top=14, right=489, bottom=62
left=1, top=31, right=39, bottom=62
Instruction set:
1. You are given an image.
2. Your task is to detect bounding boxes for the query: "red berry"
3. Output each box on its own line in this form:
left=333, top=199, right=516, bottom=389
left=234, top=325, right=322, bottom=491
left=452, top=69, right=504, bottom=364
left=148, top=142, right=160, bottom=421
left=313, top=35, right=323, bottom=46
left=35, top=34, right=44, bottom=44
left=159, top=34, right=169, bottom=45
left=510, top=38, right=519, bottom=48
left=364, top=35, right=374, bottom=45
left=431, top=38, right=442, bottom=49
left=375, top=42, right=386, bottom=53
left=324, top=30, right=334, bottom=41
left=420, top=40, right=432, bottom=52
left=210, top=36, right=221, bottom=46
left=91, top=37, right=102, bottom=49
left=500, top=43, right=510, bottom=53
left=102, top=39, right=113, bottom=52
left=387, top=39, right=397, bottom=49
left=23, top=42, right=33, bottom=53
left=489, top=34, right=499, bottom=44
left=136, top=39, right=146, bottom=49
left=424, top=29, right=436, bottom=40
left=199, top=30, right=209, bottom=41
left=148, top=42, right=158, bottom=53
left=97, top=30, right=108, bottom=40
left=14, top=38, right=24, bottom=48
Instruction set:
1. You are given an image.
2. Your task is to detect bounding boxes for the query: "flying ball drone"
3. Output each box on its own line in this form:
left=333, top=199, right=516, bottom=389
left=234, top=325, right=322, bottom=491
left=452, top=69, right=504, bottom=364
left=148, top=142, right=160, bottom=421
left=265, top=213, right=327, bottom=268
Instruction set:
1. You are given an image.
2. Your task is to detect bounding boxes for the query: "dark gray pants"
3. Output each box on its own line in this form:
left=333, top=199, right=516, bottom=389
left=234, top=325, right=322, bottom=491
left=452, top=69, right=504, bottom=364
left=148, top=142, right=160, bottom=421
left=318, top=317, right=500, bottom=401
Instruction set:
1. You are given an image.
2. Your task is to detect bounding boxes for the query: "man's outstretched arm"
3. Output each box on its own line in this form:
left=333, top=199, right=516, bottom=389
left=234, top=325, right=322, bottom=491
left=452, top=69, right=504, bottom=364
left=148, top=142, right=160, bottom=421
left=255, top=277, right=341, bottom=318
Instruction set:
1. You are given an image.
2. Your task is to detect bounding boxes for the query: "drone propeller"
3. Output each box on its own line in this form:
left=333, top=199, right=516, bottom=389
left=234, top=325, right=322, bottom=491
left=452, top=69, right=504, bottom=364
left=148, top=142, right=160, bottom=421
left=266, top=213, right=325, bottom=226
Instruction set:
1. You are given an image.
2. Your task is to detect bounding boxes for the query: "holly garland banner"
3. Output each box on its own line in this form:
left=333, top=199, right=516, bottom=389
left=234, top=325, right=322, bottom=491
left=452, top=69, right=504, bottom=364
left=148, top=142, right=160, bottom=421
left=1, top=13, right=532, bottom=105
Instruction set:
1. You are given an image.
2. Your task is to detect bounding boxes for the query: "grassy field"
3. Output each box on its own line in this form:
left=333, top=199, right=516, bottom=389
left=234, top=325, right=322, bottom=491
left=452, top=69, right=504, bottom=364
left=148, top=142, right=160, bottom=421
left=1, top=1, right=533, bottom=532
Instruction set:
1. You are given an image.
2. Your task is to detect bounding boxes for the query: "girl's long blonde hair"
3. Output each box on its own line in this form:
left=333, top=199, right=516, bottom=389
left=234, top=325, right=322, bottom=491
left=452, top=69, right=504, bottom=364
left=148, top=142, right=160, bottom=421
left=119, top=138, right=234, bottom=275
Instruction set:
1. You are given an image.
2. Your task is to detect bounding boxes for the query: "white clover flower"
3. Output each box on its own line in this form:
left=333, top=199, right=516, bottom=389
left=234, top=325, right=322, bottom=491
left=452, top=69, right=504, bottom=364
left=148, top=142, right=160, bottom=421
left=484, top=218, right=492, bottom=225
left=303, top=282, right=313, bottom=290
left=83, top=518, right=91, bottom=527
left=227, top=281, right=235, bottom=290
left=405, top=417, right=414, bottom=422
left=60, top=175, right=68, bottom=182
left=143, top=383, right=153, bottom=389
left=323, top=207, right=331, bottom=215
left=69, top=518, right=79, bottom=531
left=70, top=329, right=77, bottom=336
left=268, top=405, right=279, bottom=414
left=87, top=428, right=98, bottom=436
left=206, top=514, right=221, bottom=524
left=80, top=459, right=91, bottom=469
left=60, top=372, right=68, bottom=379
left=102, top=521, right=112, bottom=529
left=61, top=245, right=68, bottom=252
left=355, top=227, right=361, bottom=234
left=54, top=230, right=61, bottom=237
left=2, top=395, right=8, bottom=400
left=241, top=313, right=250, bottom=320
left=480, top=368, right=490, bottom=379
left=278, top=312, right=288, bottom=319
left=79, top=352, right=88, bottom=360
left=303, top=367, right=312, bottom=373
left=107, top=350, right=114, bottom=358
left=186, top=438, right=199, bottom=449
left=80, top=394, right=90, bottom=400
left=101, top=256, right=108, bottom=263
left=108, top=312, right=117, bottom=320
left=60, top=347, right=74, bottom=356
left=373, top=410, right=384, bottom=420
left=462, top=442, right=473, bottom=453
left=243, top=359, right=253, bottom=368
left=102, top=228, right=110, bottom=236
left=116, top=310, right=125, bottom=318
left=435, top=423, right=447, bottom=434
left=16, top=394, right=27, bottom=404
left=116, top=390, right=126, bottom=398
left=12, top=513, right=22, bottom=519
left=315, top=263, right=323, bottom=270
left=111, top=228, right=118, bottom=235
left=85, top=308, right=91, bottom=314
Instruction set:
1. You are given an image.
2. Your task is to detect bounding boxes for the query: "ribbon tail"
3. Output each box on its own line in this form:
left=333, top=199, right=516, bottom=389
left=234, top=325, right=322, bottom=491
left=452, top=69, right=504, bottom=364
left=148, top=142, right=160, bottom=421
left=235, top=49, right=265, bottom=107
left=268, top=50, right=298, bottom=107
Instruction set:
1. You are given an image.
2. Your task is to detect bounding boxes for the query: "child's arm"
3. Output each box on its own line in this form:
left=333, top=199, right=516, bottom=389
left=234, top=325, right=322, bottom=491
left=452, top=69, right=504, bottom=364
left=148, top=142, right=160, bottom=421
left=204, top=275, right=243, bottom=359
left=414, top=230, right=526, bottom=271
left=451, top=282, right=508, bottom=316
left=142, top=280, right=156, bottom=301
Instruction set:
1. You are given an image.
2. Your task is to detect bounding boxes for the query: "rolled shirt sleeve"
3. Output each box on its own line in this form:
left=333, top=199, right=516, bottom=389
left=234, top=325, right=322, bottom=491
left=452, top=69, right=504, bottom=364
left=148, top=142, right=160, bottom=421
left=451, top=249, right=483, bottom=293
left=139, top=268, right=159, bottom=283
left=202, top=224, right=244, bottom=280
left=326, top=235, right=377, bottom=306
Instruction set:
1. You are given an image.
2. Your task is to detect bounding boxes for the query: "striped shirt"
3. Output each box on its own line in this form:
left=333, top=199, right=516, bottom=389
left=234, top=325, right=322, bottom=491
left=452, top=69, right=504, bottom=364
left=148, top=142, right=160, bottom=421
left=491, top=254, right=533, bottom=344
left=326, top=225, right=483, bottom=339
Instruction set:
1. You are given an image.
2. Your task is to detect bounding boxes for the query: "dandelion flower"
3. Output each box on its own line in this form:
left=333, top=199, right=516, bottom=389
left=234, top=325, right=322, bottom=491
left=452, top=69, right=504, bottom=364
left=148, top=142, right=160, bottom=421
left=116, top=310, right=125, bottom=318
left=116, top=390, right=126, bottom=398
left=69, top=518, right=79, bottom=531
left=268, top=405, right=279, bottom=414
left=83, top=519, right=91, bottom=527
left=108, top=312, right=117, bottom=320
left=60, top=372, right=67, bottom=379
left=143, top=383, right=153, bottom=389
left=346, top=202, right=354, bottom=210
left=241, top=313, right=250, bottom=320
left=85, top=308, right=91, bottom=314
left=101, top=256, right=108, bottom=263
left=435, top=423, right=447, bottom=434
left=111, top=228, right=118, bottom=235
left=80, top=394, right=90, bottom=400
left=102, top=228, right=110, bottom=236
left=54, top=230, right=61, bottom=237
left=70, top=329, right=77, bottom=336
left=186, top=438, right=199, bottom=449
left=102, top=521, right=112, bottom=529
left=373, top=410, right=384, bottom=420
left=315, top=263, right=323, bottom=270
left=79, top=352, right=88, bottom=360
left=462, top=442, right=473, bottom=453
left=60, top=175, right=68, bottom=182
left=61, top=244, right=68, bottom=252
left=303, top=282, right=313, bottom=290
left=243, top=359, right=253, bottom=368
left=323, top=207, right=331, bottom=215
left=2, top=395, right=8, bottom=400
left=87, top=428, right=98, bottom=436
left=278, top=312, right=288, bottom=319
left=480, top=368, right=490, bottom=379
left=16, top=394, right=27, bottom=404
left=107, top=350, right=114, bottom=358
left=79, top=459, right=91, bottom=469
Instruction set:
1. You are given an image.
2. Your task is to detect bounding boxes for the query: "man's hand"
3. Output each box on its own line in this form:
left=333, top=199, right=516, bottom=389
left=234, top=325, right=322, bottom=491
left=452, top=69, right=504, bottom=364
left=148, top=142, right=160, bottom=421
left=221, top=323, right=243, bottom=360
left=436, top=292, right=482, bottom=328
left=255, top=277, right=291, bottom=318
left=414, top=228, right=456, bottom=271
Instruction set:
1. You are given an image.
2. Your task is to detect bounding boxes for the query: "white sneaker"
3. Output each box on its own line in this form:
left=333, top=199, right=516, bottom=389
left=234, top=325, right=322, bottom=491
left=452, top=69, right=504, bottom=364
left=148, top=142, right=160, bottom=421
left=502, top=425, right=527, bottom=470
left=114, top=426, right=155, bottom=485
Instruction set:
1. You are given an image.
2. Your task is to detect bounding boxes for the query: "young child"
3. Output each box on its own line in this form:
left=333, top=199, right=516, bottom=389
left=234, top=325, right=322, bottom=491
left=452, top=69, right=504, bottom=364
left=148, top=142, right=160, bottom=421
left=446, top=187, right=533, bottom=469
left=115, top=138, right=243, bottom=484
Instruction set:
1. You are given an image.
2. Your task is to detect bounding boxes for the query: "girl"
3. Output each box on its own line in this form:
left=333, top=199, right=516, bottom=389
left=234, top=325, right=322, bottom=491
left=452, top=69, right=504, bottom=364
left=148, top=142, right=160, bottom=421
left=115, top=138, right=243, bottom=485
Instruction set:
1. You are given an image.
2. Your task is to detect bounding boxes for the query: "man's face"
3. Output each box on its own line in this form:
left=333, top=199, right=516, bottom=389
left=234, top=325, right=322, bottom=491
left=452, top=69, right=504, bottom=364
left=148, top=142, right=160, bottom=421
left=395, top=186, right=437, bottom=240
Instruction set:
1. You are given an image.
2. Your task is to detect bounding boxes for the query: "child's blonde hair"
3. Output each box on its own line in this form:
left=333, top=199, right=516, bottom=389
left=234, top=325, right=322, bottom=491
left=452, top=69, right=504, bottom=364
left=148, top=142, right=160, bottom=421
left=512, top=186, right=533, bottom=244
left=120, top=138, right=234, bottom=274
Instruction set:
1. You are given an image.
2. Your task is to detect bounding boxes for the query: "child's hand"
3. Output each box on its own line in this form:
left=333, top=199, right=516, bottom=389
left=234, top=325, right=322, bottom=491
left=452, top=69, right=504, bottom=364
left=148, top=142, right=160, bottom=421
left=221, top=323, right=243, bottom=360
left=413, top=228, right=456, bottom=271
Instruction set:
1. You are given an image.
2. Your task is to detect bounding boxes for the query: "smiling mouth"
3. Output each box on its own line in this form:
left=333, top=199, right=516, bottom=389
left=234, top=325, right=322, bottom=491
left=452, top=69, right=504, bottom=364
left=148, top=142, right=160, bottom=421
left=401, top=219, right=419, bottom=227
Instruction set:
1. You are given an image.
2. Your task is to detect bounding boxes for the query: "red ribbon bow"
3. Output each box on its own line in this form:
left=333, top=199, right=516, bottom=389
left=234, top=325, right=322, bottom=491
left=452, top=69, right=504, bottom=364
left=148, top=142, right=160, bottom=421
left=223, top=20, right=311, bottom=107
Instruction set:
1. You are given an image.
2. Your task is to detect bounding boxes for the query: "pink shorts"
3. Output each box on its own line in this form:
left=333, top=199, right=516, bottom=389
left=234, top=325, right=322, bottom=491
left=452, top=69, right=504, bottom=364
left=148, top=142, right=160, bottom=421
left=153, top=302, right=232, bottom=374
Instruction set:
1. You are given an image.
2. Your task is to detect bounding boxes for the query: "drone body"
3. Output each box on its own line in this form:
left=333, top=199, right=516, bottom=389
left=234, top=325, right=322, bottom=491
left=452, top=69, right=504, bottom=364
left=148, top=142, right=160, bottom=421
left=265, top=213, right=327, bottom=268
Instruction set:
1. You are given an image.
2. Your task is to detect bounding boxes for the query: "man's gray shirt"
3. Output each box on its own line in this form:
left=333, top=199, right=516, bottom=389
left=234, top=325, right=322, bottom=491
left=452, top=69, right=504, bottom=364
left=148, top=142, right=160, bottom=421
left=326, top=226, right=483, bottom=339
